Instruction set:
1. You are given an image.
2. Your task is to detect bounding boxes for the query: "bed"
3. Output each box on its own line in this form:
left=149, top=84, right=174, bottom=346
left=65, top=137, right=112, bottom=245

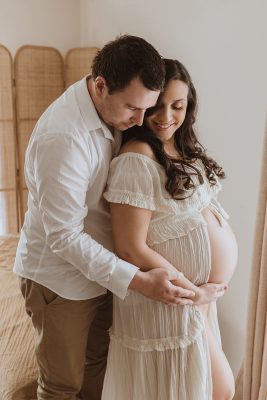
left=0, top=236, right=38, bottom=400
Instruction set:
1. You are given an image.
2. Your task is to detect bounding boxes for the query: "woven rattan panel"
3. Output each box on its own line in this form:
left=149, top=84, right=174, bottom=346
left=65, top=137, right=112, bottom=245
left=0, top=45, right=18, bottom=234
left=65, top=46, right=99, bottom=88
left=15, top=45, right=65, bottom=224
left=1, top=45, right=100, bottom=233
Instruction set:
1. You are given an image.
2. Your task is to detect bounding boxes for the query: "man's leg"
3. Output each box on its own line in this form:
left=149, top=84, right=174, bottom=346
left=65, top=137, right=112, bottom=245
left=79, top=291, right=113, bottom=400
left=19, top=277, right=107, bottom=400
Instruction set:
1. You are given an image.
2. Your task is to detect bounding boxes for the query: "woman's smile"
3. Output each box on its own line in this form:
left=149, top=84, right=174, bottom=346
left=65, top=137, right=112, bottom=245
left=153, top=121, right=176, bottom=130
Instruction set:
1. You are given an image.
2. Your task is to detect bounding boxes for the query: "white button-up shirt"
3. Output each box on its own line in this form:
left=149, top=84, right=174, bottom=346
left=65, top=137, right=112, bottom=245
left=13, top=76, right=138, bottom=300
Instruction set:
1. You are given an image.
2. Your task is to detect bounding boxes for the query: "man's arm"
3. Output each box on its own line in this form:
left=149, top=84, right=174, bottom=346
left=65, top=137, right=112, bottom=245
left=34, top=132, right=139, bottom=299
left=110, top=203, right=227, bottom=305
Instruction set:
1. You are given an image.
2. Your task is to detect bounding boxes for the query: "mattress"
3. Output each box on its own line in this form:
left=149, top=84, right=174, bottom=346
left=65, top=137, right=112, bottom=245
left=0, top=236, right=37, bottom=400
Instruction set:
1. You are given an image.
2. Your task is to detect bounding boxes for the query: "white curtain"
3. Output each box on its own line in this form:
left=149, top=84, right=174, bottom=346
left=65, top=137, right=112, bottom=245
left=234, top=117, right=267, bottom=400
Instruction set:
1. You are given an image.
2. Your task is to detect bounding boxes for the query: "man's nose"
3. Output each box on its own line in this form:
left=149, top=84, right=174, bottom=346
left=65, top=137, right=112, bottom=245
left=132, top=110, right=146, bottom=126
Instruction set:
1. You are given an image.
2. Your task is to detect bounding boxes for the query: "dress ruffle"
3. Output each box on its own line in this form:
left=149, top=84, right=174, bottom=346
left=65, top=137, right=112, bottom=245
left=109, top=320, right=205, bottom=352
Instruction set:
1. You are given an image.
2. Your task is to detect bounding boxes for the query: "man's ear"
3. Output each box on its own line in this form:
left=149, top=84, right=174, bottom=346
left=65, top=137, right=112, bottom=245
left=95, top=76, right=107, bottom=97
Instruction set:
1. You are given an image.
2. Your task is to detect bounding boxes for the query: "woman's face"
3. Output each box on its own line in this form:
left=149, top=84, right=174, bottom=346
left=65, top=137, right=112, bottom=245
left=145, top=79, right=188, bottom=143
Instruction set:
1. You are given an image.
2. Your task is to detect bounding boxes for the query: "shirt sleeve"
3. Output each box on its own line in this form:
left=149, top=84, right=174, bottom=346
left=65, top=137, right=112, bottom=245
left=104, top=153, right=159, bottom=210
left=34, top=133, right=138, bottom=300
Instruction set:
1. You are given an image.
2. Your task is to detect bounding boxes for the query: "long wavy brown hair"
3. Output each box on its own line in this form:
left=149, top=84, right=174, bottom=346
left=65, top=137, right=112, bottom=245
left=122, top=58, right=225, bottom=199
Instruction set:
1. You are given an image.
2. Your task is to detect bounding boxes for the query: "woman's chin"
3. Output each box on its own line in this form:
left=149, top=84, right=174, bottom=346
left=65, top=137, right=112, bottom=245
left=153, top=130, right=175, bottom=142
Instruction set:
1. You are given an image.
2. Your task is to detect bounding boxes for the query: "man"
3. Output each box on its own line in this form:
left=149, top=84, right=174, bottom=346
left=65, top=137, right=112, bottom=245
left=13, top=35, right=200, bottom=399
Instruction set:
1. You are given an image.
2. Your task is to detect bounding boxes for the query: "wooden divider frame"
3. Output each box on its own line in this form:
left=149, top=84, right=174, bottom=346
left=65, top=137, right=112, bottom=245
left=0, top=44, right=19, bottom=233
left=0, top=44, right=99, bottom=232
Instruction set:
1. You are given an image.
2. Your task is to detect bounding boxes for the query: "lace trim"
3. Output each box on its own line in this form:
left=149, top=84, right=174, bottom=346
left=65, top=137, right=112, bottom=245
left=103, top=191, right=156, bottom=211
left=104, top=181, right=221, bottom=215
left=104, top=192, right=230, bottom=245
left=109, top=325, right=205, bottom=352
left=147, top=212, right=207, bottom=245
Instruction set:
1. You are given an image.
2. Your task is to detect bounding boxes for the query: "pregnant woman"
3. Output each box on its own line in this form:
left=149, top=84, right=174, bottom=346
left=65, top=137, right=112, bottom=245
left=102, top=59, right=238, bottom=400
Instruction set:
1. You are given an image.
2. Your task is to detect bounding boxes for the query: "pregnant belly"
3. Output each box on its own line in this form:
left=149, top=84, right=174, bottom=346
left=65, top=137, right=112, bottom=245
left=201, top=206, right=238, bottom=283
left=151, top=223, right=211, bottom=286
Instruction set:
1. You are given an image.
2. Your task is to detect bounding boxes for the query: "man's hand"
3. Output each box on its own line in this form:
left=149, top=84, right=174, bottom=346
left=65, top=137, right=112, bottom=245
left=128, top=269, right=195, bottom=305
left=193, top=282, right=228, bottom=305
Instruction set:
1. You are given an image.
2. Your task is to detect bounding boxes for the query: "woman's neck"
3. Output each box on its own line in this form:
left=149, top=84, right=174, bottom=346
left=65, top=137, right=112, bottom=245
left=163, top=139, right=181, bottom=160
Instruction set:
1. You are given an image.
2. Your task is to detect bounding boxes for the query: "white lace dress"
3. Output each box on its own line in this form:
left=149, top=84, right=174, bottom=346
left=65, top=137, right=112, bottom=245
left=102, top=152, right=229, bottom=400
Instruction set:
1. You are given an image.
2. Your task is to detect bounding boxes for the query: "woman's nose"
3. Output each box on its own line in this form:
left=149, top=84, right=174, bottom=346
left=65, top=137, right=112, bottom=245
left=156, top=107, right=172, bottom=122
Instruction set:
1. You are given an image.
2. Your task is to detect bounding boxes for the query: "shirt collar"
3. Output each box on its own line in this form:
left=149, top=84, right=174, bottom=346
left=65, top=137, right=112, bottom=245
left=113, top=128, right=123, bottom=156
left=75, top=75, right=114, bottom=141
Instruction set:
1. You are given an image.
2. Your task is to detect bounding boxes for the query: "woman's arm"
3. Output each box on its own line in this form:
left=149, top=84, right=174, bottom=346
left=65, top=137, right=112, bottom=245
left=110, top=203, right=227, bottom=304
left=111, top=203, right=179, bottom=273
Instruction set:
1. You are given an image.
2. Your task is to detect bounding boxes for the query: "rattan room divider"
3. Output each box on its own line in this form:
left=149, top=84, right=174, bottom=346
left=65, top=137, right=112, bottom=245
left=0, top=44, right=99, bottom=234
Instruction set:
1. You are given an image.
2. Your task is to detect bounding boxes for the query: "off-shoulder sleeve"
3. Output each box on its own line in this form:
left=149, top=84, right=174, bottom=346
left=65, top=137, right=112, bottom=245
left=103, top=153, right=161, bottom=210
left=208, top=174, right=230, bottom=225
left=195, top=159, right=230, bottom=225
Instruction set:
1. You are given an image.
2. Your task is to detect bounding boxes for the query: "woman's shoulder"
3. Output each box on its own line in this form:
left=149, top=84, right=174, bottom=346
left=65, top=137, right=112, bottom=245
left=105, top=140, right=161, bottom=209
left=119, top=140, right=157, bottom=162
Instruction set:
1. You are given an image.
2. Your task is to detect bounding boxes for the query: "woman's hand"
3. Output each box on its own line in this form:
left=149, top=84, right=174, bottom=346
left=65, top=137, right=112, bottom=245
left=171, top=273, right=228, bottom=305
left=193, top=282, right=228, bottom=305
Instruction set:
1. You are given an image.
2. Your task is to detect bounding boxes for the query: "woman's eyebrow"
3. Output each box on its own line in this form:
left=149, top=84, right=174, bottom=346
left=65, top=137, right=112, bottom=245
left=173, top=98, right=187, bottom=103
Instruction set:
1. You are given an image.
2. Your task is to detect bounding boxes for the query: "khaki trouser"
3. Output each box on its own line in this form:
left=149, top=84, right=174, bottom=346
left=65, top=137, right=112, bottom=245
left=19, top=277, right=112, bottom=400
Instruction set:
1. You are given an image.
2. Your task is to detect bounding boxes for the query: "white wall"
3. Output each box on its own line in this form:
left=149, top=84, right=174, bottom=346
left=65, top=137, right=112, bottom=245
left=80, top=0, right=267, bottom=376
left=0, top=0, right=81, bottom=56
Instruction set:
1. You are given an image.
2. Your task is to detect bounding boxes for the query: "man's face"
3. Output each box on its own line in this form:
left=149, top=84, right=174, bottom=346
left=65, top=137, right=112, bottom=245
left=97, top=76, right=160, bottom=131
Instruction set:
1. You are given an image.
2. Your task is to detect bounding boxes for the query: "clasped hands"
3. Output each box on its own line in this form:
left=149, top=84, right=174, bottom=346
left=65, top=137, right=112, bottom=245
left=130, top=267, right=227, bottom=306
left=171, top=270, right=228, bottom=306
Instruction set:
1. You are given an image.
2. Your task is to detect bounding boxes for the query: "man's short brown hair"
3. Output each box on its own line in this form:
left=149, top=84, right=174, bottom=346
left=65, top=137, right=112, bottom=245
left=92, top=35, right=165, bottom=93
